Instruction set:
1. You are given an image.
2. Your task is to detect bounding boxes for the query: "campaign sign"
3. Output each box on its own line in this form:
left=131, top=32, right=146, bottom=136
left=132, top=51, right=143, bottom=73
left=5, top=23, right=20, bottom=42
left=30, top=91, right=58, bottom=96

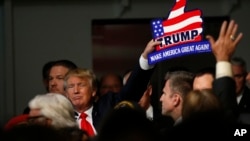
left=148, top=0, right=211, bottom=65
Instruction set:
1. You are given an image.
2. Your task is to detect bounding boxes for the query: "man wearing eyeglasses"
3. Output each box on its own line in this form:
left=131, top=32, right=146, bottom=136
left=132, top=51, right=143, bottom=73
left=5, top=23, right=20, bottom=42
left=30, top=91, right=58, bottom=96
left=231, top=57, right=250, bottom=124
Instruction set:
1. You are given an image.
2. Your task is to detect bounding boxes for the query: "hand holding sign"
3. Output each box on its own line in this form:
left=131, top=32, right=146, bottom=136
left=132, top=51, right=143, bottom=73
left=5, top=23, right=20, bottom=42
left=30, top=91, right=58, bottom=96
left=142, top=39, right=161, bottom=59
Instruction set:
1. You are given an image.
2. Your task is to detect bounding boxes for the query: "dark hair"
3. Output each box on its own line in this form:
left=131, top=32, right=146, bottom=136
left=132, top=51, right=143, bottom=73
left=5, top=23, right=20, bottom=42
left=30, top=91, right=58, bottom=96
left=99, top=72, right=123, bottom=87
left=42, top=59, right=77, bottom=92
left=165, top=70, right=194, bottom=97
left=42, top=59, right=77, bottom=80
left=195, top=67, right=215, bottom=78
left=231, top=57, right=246, bottom=69
left=42, top=61, right=55, bottom=80
left=231, top=57, right=247, bottom=77
left=53, top=60, right=77, bottom=70
left=97, top=102, right=158, bottom=141
left=168, top=66, right=190, bottom=72
left=42, top=61, right=56, bottom=92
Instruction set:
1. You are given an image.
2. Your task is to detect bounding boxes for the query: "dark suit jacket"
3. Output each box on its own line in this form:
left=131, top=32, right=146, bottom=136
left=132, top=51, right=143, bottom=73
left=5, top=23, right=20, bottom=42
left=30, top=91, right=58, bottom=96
left=212, top=76, right=239, bottom=123
left=213, top=77, right=250, bottom=125
left=239, top=86, right=250, bottom=113
left=92, top=62, right=155, bottom=130
left=237, top=86, right=250, bottom=125
left=161, top=77, right=244, bottom=140
left=213, top=77, right=250, bottom=133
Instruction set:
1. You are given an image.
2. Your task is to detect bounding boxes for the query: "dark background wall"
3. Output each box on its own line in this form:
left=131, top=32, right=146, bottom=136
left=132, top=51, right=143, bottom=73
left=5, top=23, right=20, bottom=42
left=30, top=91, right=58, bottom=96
left=1, top=0, right=249, bottom=127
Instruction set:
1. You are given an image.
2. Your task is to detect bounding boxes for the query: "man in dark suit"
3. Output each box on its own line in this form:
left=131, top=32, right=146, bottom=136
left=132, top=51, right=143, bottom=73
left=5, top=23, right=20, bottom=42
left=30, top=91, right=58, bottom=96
left=160, top=19, right=246, bottom=139
left=230, top=57, right=250, bottom=124
left=231, top=57, right=250, bottom=112
left=206, top=20, right=243, bottom=125
left=63, top=40, right=159, bottom=137
left=123, top=69, right=174, bottom=131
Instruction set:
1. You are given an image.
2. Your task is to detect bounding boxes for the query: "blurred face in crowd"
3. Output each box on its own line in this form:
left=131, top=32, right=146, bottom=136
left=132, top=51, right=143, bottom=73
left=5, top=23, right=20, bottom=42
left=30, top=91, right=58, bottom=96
left=232, top=65, right=246, bottom=95
left=99, top=74, right=123, bottom=96
left=65, top=76, right=96, bottom=112
left=48, top=66, right=69, bottom=95
left=193, top=73, right=214, bottom=90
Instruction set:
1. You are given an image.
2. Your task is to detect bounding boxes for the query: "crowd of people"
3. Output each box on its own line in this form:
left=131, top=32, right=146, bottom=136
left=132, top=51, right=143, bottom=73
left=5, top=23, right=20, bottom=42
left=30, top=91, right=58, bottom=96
left=1, top=19, right=250, bottom=141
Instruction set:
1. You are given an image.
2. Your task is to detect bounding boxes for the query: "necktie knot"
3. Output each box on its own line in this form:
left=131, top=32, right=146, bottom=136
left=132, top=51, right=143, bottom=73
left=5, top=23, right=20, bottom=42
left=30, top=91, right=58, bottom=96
left=80, top=113, right=87, bottom=119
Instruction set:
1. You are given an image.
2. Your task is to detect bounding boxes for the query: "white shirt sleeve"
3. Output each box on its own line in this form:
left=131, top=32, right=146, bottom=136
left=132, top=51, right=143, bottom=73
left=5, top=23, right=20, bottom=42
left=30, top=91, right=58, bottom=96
left=139, top=55, right=155, bottom=70
left=216, top=61, right=233, bottom=79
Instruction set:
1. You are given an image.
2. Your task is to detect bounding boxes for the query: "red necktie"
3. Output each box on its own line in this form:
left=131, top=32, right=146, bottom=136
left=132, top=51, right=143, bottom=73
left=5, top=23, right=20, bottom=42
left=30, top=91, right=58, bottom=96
left=80, top=113, right=95, bottom=136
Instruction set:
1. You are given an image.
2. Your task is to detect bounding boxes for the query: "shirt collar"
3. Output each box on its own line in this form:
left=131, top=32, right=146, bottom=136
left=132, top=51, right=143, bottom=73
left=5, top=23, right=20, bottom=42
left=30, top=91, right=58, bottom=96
left=146, top=104, right=153, bottom=120
left=75, top=106, right=94, bottom=119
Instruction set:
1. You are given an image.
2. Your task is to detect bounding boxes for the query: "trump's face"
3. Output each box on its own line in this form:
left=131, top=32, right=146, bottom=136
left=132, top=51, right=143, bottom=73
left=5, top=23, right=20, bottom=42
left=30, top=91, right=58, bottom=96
left=65, top=76, right=96, bottom=112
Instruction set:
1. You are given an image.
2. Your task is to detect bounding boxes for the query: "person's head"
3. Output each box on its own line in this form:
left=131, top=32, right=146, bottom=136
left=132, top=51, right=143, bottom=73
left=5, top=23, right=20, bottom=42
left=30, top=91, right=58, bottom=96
left=64, top=68, right=98, bottom=113
left=193, top=67, right=215, bottom=90
left=231, top=57, right=247, bottom=95
left=97, top=101, right=157, bottom=141
left=99, top=72, right=123, bottom=96
left=160, top=70, right=194, bottom=121
left=48, top=60, right=77, bottom=95
left=28, top=93, right=77, bottom=129
left=182, top=89, right=221, bottom=121
left=42, top=61, right=55, bottom=92
left=170, top=89, right=225, bottom=138
left=123, top=70, right=152, bottom=111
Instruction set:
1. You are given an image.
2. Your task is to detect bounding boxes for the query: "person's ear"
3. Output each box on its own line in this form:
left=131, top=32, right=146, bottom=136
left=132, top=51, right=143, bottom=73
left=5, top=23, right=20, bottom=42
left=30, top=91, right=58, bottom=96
left=173, top=93, right=181, bottom=107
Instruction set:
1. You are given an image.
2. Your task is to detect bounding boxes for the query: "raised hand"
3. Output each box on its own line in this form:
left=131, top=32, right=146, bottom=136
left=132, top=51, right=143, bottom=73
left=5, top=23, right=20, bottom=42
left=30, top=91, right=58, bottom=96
left=206, top=20, right=243, bottom=61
